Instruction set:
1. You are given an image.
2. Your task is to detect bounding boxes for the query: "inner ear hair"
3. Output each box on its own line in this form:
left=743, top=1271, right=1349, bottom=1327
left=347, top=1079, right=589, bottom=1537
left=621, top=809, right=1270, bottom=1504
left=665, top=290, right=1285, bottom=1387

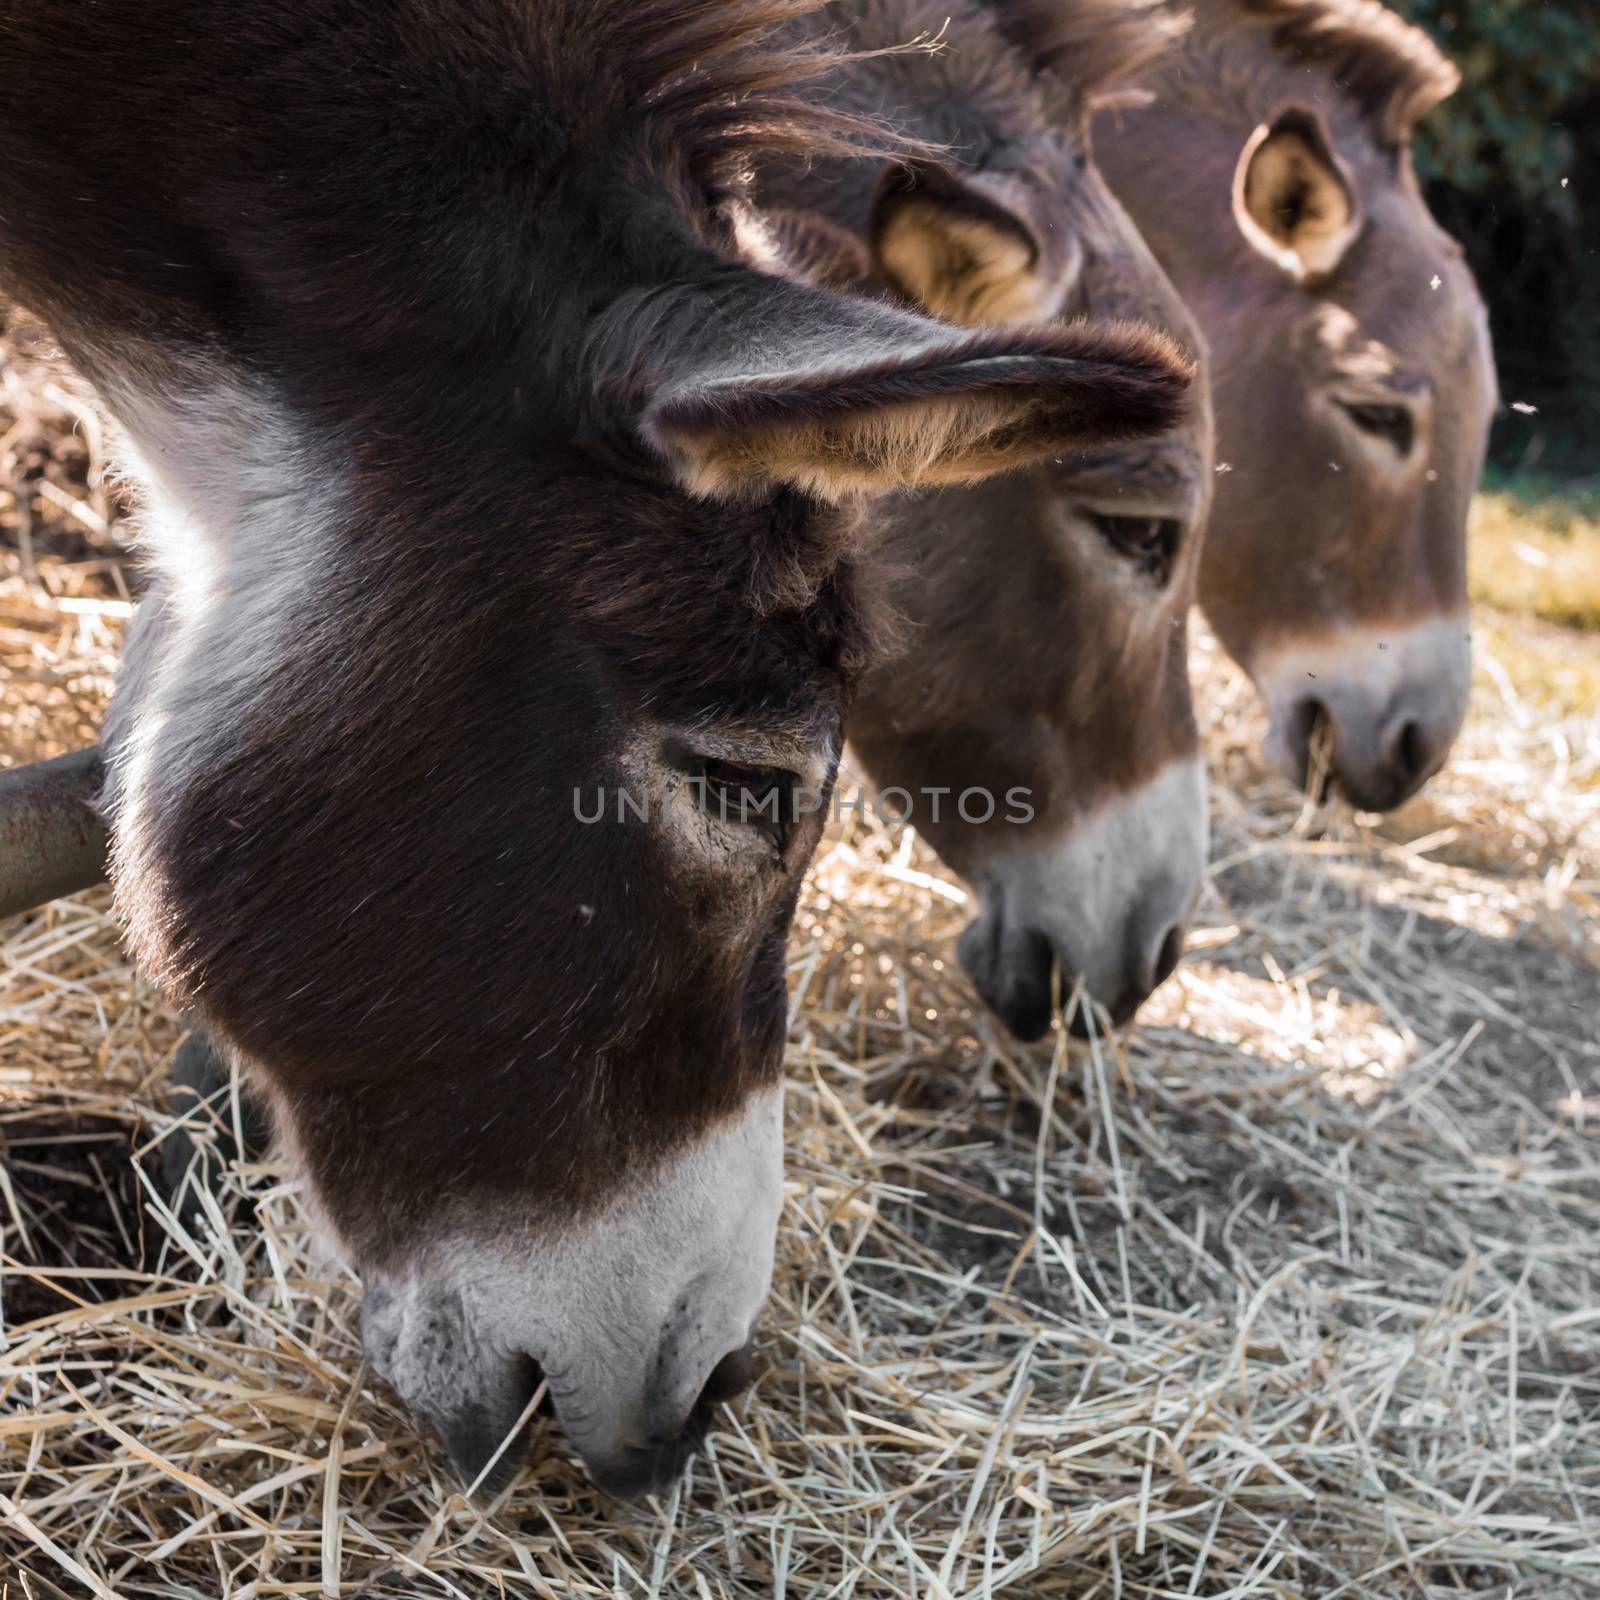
left=1233, top=108, right=1362, bottom=283
left=649, top=320, right=1193, bottom=505
left=870, top=162, right=1073, bottom=328
left=673, top=387, right=1072, bottom=502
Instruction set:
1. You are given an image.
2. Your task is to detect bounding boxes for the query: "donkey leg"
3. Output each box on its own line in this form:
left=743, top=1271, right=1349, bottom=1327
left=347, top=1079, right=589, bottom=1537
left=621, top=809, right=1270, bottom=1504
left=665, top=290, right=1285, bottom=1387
left=162, top=1025, right=271, bottom=1222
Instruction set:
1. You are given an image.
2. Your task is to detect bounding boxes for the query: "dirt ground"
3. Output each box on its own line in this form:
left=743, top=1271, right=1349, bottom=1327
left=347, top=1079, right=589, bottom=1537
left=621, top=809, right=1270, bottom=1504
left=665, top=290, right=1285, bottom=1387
left=3, top=316, right=1599, bottom=1597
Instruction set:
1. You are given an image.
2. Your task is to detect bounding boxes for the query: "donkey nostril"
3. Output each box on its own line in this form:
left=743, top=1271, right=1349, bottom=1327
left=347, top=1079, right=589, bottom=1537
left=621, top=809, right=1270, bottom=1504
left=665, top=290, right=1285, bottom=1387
left=698, top=1339, right=757, bottom=1410
left=1393, top=718, right=1427, bottom=783
left=1152, top=923, right=1185, bottom=990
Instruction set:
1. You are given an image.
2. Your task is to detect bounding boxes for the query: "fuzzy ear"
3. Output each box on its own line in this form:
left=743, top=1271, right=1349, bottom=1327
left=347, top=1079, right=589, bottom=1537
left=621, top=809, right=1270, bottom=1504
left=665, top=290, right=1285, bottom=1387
left=760, top=207, right=874, bottom=291
left=1232, top=108, right=1363, bottom=283
left=639, top=281, right=1191, bottom=502
left=869, top=159, right=1081, bottom=327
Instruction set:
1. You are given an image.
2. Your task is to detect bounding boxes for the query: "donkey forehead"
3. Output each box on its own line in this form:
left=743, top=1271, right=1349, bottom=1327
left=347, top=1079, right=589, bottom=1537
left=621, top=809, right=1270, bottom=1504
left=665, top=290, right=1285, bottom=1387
left=1291, top=192, right=1487, bottom=359
left=1294, top=274, right=1480, bottom=396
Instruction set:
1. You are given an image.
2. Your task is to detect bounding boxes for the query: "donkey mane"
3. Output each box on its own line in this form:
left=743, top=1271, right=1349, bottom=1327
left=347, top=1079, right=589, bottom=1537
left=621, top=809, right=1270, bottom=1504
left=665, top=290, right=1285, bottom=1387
left=584, top=0, right=910, bottom=184
left=1224, top=0, right=1459, bottom=142
left=989, top=0, right=1191, bottom=105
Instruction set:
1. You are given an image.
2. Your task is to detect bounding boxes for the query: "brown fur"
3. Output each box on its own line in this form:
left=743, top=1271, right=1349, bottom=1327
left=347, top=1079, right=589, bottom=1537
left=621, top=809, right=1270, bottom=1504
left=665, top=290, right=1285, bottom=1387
left=758, top=0, right=1213, bottom=1033
left=1095, top=0, right=1495, bottom=805
left=1237, top=0, right=1460, bottom=145
left=877, top=196, right=1042, bottom=323
left=661, top=320, right=1192, bottom=498
left=0, top=0, right=1203, bottom=1495
left=0, top=0, right=1193, bottom=1268
left=991, top=0, right=1192, bottom=109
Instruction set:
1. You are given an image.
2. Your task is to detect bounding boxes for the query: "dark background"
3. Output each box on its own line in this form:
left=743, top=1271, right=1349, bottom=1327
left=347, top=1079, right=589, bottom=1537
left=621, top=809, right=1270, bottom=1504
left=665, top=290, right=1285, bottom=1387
left=1397, top=0, right=1599, bottom=481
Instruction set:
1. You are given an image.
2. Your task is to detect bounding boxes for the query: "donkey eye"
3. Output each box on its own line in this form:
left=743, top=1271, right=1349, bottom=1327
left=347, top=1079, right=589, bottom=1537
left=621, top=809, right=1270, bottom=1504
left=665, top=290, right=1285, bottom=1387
left=694, top=758, right=797, bottom=850
left=1087, top=513, right=1181, bottom=581
left=1338, top=400, right=1415, bottom=457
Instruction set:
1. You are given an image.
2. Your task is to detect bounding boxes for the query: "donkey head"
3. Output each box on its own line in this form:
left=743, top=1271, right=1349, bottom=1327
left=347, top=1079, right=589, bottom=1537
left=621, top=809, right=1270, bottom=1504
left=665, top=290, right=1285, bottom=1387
left=0, top=0, right=1192, bottom=1495
left=1096, top=0, right=1496, bottom=811
left=759, top=0, right=1212, bottom=1037
left=140, top=267, right=1185, bottom=1506
left=310, top=286, right=1186, bottom=1499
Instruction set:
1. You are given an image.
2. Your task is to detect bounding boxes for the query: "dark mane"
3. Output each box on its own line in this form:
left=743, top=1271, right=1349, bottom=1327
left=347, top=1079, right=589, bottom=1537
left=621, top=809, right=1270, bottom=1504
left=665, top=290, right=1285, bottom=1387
left=570, top=0, right=908, bottom=185
left=0, top=0, right=912, bottom=362
left=989, top=0, right=1190, bottom=105
left=1235, top=0, right=1459, bottom=142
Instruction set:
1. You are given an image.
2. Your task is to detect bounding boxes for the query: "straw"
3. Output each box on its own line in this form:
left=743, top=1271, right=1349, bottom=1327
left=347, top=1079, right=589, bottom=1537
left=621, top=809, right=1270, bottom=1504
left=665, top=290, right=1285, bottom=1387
left=5, top=308, right=1600, bottom=1597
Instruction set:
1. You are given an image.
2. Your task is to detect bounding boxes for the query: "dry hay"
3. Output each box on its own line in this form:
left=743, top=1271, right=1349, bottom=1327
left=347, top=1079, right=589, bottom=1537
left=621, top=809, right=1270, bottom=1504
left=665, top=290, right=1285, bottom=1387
left=3, top=319, right=1600, bottom=1598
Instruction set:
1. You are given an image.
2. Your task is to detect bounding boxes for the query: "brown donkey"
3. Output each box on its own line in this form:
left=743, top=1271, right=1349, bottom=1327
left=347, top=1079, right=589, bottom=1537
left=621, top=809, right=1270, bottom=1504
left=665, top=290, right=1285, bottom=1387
left=1095, top=0, right=1496, bottom=810
left=760, top=0, right=1213, bottom=1036
left=0, top=0, right=1190, bottom=1495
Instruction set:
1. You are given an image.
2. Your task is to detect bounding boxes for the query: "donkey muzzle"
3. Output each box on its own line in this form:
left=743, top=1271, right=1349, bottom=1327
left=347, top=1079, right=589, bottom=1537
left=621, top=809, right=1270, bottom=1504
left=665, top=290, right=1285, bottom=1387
left=1257, top=614, right=1472, bottom=813
left=357, top=1086, right=784, bottom=1501
left=957, top=755, right=1208, bottom=1039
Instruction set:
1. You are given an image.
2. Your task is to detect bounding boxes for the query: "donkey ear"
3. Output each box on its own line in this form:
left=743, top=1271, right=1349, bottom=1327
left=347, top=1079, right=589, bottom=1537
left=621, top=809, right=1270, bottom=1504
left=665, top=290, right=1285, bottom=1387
left=642, top=283, right=1190, bottom=502
left=869, top=159, right=1081, bottom=327
left=1232, top=108, right=1363, bottom=283
left=760, top=207, right=874, bottom=291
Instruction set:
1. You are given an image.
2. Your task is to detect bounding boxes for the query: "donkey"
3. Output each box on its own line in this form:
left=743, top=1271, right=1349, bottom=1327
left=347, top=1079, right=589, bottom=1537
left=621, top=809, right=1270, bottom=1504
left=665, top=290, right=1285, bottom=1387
left=759, top=0, right=1213, bottom=1036
left=1094, top=0, right=1496, bottom=810
left=0, top=0, right=1190, bottom=1496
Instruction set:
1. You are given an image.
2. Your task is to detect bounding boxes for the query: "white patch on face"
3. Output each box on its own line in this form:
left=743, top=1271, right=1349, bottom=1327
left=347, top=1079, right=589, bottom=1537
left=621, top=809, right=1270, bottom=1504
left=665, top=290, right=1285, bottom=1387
left=93, top=357, right=331, bottom=879
left=1253, top=613, right=1471, bottom=794
left=360, top=1084, right=786, bottom=1493
left=1308, top=303, right=1396, bottom=385
left=979, top=754, right=1208, bottom=1004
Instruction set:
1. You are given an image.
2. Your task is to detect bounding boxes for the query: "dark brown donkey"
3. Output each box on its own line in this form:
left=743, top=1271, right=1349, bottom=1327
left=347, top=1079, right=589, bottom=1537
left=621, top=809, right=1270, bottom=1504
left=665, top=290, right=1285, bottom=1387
left=760, top=0, right=1213, bottom=1036
left=1095, top=0, right=1496, bottom=810
left=0, top=0, right=1190, bottom=1496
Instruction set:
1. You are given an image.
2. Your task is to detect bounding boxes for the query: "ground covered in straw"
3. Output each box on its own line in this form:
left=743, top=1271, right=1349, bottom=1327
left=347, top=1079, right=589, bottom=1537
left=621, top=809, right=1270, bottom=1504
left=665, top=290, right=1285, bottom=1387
left=3, top=318, right=1599, bottom=1597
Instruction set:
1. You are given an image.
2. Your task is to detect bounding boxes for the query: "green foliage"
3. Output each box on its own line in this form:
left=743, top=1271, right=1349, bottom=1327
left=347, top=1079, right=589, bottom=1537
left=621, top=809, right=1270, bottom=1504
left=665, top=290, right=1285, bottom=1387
left=1393, top=0, right=1600, bottom=477
left=1402, top=0, right=1598, bottom=216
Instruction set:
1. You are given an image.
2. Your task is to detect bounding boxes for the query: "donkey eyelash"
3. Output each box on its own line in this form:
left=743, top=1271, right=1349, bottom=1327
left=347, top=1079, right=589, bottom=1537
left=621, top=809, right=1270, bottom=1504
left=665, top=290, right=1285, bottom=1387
left=692, top=758, right=798, bottom=851
left=1337, top=399, right=1415, bottom=457
left=1085, top=512, right=1181, bottom=582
